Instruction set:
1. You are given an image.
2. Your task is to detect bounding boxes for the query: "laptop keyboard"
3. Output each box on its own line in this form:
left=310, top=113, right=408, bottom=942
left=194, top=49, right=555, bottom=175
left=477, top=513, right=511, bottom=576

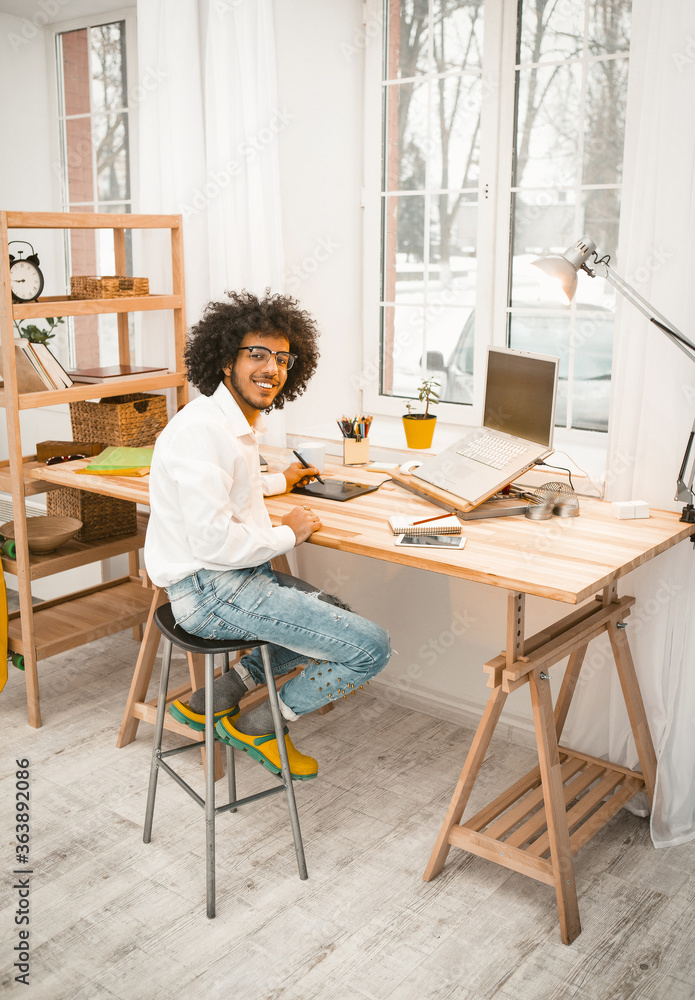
left=456, top=433, right=527, bottom=470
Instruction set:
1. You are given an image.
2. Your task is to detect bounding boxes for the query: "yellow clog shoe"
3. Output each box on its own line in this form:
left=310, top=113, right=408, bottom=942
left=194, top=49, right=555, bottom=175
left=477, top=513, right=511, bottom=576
left=215, top=716, right=318, bottom=781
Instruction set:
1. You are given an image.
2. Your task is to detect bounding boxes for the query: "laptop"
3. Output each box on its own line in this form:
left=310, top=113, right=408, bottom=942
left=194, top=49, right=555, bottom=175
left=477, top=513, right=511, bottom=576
left=412, top=346, right=559, bottom=506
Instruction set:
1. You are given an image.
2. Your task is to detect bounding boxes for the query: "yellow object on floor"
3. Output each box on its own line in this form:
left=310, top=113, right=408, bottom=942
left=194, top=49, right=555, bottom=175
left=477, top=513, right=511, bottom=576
left=0, top=562, right=7, bottom=693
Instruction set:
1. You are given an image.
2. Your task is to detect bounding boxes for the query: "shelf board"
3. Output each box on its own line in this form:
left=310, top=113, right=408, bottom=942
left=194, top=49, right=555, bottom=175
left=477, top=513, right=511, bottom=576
left=7, top=211, right=181, bottom=230
left=1, top=512, right=147, bottom=580
left=7, top=576, right=153, bottom=660
left=12, top=293, right=182, bottom=320
left=0, top=458, right=58, bottom=496
left=0, top=371, right=186, bottom=409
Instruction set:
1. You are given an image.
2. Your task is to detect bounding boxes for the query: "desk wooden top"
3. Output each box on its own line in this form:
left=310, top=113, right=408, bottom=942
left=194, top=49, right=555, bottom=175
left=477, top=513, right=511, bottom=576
left=31, top=449, right=695, bottom=605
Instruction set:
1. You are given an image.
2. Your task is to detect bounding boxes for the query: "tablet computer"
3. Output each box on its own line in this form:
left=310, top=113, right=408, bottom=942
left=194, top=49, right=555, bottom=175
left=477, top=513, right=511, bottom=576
left=291, top=480, right=380, bottom=502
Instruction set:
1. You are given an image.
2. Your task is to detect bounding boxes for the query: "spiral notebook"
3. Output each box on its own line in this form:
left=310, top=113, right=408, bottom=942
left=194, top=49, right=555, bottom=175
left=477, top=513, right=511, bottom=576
left=388, top=514, right=462, bottom=536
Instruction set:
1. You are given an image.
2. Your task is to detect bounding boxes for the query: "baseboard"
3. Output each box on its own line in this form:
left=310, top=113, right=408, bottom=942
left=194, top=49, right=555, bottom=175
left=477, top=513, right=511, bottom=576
left=367, top=677, right=539, bottom=750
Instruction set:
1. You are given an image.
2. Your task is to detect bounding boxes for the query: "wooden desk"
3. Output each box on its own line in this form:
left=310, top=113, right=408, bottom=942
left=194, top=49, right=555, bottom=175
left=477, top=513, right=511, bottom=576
left=32, top=451, right=695, bottom=943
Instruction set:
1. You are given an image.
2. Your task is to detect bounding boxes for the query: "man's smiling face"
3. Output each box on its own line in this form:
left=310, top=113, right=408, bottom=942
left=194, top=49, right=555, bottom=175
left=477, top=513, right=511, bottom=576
left=223, top=331, right=290, bottom=421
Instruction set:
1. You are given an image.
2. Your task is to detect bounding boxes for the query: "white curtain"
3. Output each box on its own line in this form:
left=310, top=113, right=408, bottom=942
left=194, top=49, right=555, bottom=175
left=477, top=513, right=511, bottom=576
left=564, top=0, right=695, bottom=847
left=135, top=0, right=286, bottom=444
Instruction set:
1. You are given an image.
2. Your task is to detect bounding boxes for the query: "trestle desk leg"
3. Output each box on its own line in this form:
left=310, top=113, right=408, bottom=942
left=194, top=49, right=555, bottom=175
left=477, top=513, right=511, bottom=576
left=529, top=666, right=581, bottom=945
left=423, top=684, right=508, bottom=881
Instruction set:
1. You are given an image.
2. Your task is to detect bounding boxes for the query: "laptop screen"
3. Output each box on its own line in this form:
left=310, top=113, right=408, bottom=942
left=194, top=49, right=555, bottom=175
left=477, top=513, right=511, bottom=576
left=483, top=347, right=558, bottom=447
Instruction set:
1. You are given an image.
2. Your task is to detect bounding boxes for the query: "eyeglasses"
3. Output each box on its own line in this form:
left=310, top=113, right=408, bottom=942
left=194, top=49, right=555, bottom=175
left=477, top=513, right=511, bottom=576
left=237, top=346, right=297, bottom=370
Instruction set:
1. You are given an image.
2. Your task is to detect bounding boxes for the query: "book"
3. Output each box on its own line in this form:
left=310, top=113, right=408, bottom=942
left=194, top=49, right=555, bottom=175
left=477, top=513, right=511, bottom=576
left=388, top=513, right=462, bottom=536
left=66, top=364, right=169, bottom=383
left=0, top=342, right=51, bottom=393
left=28, top=342, right=73, bottom=389
left=19, top=341, right=56, bottom=389
left=259, top=453, right=269, bottom=472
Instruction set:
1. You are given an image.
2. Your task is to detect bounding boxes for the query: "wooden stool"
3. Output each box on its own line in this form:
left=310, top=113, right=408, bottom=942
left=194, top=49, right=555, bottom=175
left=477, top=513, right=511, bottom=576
left=143, top=603, right=308, bottom=918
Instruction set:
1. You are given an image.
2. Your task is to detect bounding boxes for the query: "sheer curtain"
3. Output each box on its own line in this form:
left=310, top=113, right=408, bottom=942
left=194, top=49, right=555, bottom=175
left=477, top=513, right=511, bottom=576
left=135, top=0, right=286, bottom=444
left=564, top=0, right=695, bottom=847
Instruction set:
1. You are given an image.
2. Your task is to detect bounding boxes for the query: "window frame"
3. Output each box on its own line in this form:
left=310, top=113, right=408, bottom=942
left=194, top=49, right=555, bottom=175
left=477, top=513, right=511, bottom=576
left=362, top=0, right=626, bottom=465
left=50, top=7, right=139, bottom=216
left=362, top=0, right=517, bottom=428
left=48, top=7, right=139, bottom=368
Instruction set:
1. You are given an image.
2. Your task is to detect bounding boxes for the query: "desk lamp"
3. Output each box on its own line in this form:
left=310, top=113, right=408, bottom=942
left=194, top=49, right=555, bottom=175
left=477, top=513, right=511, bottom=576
left=532, top=237, right=695, bottom=523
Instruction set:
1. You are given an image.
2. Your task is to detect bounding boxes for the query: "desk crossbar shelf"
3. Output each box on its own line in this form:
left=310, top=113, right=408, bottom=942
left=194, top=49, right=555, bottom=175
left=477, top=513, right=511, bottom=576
left=7, top=576, right=153, bottom=660
left=448, top=747, right=645, bottom=884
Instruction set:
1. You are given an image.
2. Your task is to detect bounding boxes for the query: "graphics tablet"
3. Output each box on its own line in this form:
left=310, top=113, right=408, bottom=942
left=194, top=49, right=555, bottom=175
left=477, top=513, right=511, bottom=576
left=291, top=480, right=380, bottom=502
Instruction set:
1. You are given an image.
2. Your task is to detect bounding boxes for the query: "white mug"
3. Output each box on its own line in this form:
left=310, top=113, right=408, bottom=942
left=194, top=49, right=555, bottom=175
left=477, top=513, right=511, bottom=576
left=295, top=441, right=325, bottom=473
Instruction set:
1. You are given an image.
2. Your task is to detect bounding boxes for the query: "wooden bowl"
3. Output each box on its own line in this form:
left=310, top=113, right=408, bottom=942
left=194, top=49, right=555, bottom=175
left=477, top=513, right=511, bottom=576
left=0, top=516, right=83, bottom=554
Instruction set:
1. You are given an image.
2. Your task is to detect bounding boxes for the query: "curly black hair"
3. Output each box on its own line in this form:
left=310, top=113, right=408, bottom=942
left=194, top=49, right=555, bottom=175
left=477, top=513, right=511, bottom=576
left=184, top=290, right=320, bottom=407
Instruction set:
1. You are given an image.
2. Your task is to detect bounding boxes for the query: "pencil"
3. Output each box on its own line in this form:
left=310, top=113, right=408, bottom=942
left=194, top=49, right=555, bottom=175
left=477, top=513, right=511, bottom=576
left=410, top=512, right=455, bottom=526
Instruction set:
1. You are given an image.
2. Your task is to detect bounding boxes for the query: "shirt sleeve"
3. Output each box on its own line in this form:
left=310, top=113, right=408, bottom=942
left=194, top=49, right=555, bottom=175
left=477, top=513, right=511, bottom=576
left=261, top=471, right=288, bottom=496
left=163, top=421, right=295, bottom=569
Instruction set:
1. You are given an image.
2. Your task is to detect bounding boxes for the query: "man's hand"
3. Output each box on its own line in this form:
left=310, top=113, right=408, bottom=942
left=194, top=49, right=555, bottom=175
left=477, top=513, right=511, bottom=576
left=282, top=505, right=322, bottom=545
left=283, top=461, right=320, bottom=491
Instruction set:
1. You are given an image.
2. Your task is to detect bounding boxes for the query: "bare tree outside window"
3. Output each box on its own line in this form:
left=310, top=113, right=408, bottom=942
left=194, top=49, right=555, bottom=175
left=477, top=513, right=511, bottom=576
left=509, top=0, right=631, bottom=432
left=382, top=0, right=483, bottom=402
left=57, top=19, right=133, bottom=367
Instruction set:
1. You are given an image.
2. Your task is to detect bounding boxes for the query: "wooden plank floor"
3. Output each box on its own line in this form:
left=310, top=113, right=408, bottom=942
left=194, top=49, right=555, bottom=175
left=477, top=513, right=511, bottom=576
left=1, top=627, right=693, bottom=1000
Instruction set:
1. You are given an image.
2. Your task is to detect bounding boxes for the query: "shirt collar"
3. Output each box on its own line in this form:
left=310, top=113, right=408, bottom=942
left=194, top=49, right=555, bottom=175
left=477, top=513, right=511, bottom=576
left=212, top=381, right=267, bottom=438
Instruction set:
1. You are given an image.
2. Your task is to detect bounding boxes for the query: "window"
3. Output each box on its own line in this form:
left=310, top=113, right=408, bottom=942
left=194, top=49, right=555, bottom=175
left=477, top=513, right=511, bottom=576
left=54, top=14, right=136, bottom=367
left=508, top=1, right=631, bottom=432
left=378, top=0, right=486, bottom=414
left=370, top=0, right=632, bottom=437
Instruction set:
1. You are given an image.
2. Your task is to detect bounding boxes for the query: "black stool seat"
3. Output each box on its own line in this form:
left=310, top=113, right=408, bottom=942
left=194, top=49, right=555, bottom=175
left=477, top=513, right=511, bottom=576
left=154, top=603, right=264, bottom=655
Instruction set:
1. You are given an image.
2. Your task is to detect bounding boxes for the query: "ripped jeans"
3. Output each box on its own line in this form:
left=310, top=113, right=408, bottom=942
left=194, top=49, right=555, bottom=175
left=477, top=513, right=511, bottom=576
left=166, top=563, right=391, bottom=718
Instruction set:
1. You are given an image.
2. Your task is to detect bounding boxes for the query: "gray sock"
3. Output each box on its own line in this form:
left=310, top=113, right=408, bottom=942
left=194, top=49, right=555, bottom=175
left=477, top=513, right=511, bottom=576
left=188, top=668, right=248, bottom=715
left=235, top=702, right=281, bottom=737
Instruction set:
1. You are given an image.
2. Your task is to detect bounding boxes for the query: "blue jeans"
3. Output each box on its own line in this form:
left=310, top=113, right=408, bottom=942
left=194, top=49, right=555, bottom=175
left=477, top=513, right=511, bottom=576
left=166, top=564, right=391, bottom=717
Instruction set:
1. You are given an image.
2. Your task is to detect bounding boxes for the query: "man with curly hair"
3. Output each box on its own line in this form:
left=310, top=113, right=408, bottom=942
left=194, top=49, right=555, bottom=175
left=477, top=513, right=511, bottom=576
left=145, top=291, right=391, bottom=780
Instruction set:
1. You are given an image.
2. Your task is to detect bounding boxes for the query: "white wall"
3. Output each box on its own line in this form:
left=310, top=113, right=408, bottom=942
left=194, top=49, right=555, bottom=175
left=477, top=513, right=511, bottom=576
left=0, top=11, right=116, bottom=597
left=0, top=12, right=73, bottom=466
left=273, top=0, right=365, bottom=429
left=272, top=0, right=575, bottom=735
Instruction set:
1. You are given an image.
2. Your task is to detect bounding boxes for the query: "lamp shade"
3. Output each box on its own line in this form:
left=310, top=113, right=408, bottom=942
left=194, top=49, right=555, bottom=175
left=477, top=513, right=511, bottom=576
left=531, top=255, right=579, bottom=301
left=531, top=237, right=598, bottom=303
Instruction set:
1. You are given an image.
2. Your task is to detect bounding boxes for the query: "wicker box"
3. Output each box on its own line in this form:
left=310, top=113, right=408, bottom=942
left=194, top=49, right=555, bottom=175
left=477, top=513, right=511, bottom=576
left=46, top=488, right=137, bottom=542
left=69, top=393, right=168, bottom=448
left=70, top=275, right=149, bottom=299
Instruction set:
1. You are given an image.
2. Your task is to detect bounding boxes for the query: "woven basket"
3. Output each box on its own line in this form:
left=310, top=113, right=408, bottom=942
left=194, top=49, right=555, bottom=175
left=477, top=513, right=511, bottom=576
left=70, top=275, right=149, bottom=299
left=69, top=393, right=168, bottom=448
left=46, top=488, right=136, bottom=542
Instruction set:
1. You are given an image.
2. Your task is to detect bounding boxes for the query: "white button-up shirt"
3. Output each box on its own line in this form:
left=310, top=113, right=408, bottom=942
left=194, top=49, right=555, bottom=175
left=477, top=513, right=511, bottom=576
left=144, top=382, right=295, bottom=588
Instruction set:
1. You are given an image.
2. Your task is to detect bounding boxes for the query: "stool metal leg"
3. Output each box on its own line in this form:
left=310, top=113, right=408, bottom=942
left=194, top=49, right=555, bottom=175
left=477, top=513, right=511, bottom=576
left=144, top=636, right=173, bottom=843
left=205, top=651, right=216, bottom=918
left=221, top=652, right=237, bottom=811
left=261, top=644, right=308, bottom=880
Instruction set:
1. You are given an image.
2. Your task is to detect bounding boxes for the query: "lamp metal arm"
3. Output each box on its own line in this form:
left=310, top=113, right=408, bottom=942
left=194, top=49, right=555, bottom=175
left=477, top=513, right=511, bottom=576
left=592, top=260, right=695, bottom=364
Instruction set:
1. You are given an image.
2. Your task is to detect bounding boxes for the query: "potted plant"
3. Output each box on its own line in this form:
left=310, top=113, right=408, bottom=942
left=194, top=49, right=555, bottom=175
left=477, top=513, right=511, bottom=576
left=402, top=376, right=440, bottom=449
left=14, top=316, right=64, bottom=344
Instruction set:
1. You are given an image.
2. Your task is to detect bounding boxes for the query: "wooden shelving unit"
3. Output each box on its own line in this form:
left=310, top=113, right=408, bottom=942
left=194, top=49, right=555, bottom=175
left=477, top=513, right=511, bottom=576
left=0, top=211, right=188, bottom=727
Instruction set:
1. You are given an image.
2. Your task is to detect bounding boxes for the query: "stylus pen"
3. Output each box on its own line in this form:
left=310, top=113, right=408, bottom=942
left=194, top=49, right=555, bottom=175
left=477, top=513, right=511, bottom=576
left=292, top=449, right=325, bottom=484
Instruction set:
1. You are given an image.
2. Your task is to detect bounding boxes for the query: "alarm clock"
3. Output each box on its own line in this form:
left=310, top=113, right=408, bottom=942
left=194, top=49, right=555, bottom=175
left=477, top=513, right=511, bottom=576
left=9, top=241, right=44, bottom=304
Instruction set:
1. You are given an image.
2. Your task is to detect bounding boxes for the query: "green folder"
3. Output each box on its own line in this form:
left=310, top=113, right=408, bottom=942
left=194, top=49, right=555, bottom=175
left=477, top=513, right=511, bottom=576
left=81, top=446, right=154, bottom=474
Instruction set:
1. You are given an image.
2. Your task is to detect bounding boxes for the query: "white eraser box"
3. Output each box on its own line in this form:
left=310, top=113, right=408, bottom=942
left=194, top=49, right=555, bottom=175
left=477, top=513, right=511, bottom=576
left=611, top=500, right=650, bottom=519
